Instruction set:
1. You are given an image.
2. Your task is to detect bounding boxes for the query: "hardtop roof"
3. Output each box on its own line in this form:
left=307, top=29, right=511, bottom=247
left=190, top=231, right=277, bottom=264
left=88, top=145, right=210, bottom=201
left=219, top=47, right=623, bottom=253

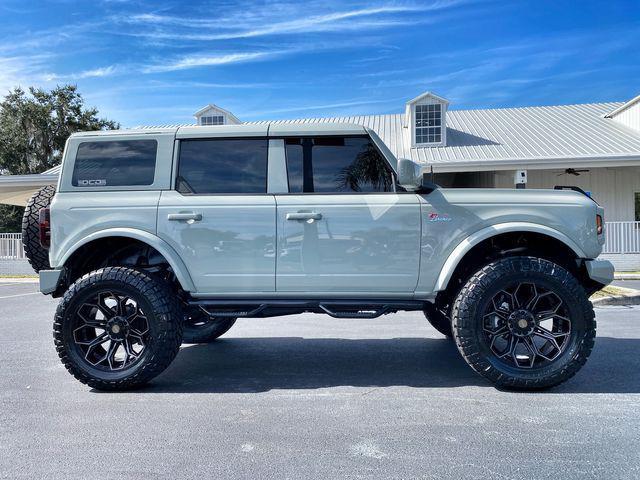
left=69, top=122, right=368, bottom=138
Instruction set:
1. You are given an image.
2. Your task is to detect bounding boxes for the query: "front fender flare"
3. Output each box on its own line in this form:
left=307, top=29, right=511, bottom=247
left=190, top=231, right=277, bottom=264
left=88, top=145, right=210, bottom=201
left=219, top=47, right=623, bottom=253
left=433, top=222, right=587, bottom=292
left=58, top=228, right=196, bottom=292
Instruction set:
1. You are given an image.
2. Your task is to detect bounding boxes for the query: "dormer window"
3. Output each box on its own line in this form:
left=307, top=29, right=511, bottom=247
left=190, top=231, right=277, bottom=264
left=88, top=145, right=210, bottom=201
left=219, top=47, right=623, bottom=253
left=405, top=91, right=449, bottom=147
left=193, top=104, right=242, bottom=126
left=415, top=104, right=442, bottom=144
left=200, top=115, right=224, bottom=126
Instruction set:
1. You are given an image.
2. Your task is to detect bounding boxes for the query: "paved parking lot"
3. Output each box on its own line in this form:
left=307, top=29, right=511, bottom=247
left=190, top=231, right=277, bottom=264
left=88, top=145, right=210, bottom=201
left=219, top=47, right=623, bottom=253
left=1, top=281, right=639, bottom=479
left=613, top=279, right=640, bottom=290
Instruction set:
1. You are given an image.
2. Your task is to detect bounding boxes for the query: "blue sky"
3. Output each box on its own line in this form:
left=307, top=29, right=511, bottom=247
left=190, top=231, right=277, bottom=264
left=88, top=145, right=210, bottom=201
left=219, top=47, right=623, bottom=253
left=0, top=0, right=638, bottom=127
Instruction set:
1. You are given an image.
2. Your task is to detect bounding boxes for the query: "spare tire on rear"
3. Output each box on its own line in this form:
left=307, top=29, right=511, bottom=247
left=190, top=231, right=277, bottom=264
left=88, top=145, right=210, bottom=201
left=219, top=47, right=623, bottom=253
left=22, top=185, right=56, bottom=273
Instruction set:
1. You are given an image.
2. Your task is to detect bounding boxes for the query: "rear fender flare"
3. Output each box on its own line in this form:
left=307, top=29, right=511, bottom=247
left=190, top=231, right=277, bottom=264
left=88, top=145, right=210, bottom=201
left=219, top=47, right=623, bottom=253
left=59, top=228, right=196, bottom=292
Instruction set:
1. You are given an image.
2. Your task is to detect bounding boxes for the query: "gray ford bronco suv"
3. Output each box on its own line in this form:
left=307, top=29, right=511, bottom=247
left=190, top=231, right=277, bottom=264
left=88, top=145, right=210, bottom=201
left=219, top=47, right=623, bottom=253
left=25, top=123, right=613, bottom=391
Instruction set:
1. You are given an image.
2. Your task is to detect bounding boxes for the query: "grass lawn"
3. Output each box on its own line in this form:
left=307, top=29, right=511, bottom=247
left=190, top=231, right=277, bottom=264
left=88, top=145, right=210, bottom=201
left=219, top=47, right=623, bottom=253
left=590, top=285, right=639, bottom=300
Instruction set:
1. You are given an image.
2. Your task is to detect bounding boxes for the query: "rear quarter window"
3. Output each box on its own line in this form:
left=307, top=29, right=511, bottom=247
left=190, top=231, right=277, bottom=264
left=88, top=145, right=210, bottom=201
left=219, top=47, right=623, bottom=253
left=72, top=140, right=157, bottom=187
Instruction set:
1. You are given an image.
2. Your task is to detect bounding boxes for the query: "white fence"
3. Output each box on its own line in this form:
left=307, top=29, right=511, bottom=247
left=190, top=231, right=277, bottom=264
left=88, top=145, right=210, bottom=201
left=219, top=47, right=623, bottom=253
left=0, top=222, right=638, bottom=259
left=0, top=233, right=25, bottom=259
left=602, top=221, right=640, bottom=254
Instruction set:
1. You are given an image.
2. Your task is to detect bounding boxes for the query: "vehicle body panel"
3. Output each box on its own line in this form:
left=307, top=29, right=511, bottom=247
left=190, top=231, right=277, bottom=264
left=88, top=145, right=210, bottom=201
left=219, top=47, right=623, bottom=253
left=275, top=193, right=421, bottom=293
left=157, top=190, right=276, bottom=294
left=53, top=226, right=196, bottom=292
left=414, top=188, right=601, bottom=295
left=49, top=190, right=162, bottom=268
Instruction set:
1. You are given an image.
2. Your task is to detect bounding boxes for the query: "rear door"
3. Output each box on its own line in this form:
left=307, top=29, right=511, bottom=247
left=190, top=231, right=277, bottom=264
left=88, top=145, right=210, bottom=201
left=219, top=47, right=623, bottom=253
left=157, top=133, right=276, bottom=295
left=275, top=135, right=421, bottom=294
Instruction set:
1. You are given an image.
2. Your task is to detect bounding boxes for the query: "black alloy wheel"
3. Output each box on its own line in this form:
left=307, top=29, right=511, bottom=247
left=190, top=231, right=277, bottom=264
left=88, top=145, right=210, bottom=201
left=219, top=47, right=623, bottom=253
left=70, top=289, right=150, bottom=371
left=452, top=256, right=596, bottom=390
left=54, top=267, right=182, bottom=390
left=482, top=282, right=571, bottom=369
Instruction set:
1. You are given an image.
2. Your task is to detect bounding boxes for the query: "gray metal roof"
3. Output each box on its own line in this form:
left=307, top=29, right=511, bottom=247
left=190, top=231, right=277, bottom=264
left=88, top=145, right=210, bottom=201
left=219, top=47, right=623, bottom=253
left=247, top=102, right=640, bottom=171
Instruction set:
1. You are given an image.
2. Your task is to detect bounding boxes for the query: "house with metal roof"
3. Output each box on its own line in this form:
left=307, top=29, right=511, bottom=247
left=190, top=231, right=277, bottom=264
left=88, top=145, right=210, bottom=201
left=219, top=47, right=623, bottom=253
left=2, top=90, right=640, bottom=268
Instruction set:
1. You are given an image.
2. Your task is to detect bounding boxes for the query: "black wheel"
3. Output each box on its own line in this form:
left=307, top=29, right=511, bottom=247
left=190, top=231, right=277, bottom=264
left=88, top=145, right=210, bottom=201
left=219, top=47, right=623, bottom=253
left=423, top=303, right=452, bottom=338
left=21, top=185, right=56, bottom=273
left=53, top=267, right=183, bottom=391
left=182, top=306, right=236, bottom=343
left=452, top=256, right=596, bottom=390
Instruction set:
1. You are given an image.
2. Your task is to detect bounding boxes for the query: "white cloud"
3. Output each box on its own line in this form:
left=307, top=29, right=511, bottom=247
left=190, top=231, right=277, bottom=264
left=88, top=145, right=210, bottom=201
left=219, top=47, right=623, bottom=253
left=38, top=65, right=121, bottom=82
left=121, top=1, right=466, bottom=41
left=77, top=65, right=118, bottom=78
left=0, top=55, right=57, bottom=93
left=143, top=51, right=277, bottom=73
left=250, top=97, right=406, bottom=116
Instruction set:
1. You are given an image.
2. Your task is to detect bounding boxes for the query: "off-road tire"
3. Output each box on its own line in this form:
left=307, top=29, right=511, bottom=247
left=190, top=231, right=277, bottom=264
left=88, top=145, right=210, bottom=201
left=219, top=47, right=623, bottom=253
left=423, top=306, right=452, bottom=338
left=21, top=185, right=56, bottom=273
left=183, top=309, right=237, bottom=344
left=451, top=256, right=596, bottom=390
left=53, top=267, right=183, bottom=391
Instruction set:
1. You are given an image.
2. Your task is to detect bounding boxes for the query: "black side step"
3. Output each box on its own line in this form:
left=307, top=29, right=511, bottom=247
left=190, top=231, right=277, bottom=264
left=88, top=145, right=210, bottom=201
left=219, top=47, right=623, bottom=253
left=318, top=304, right=391, bottom=319
left=189, top=299, right=424, bottom=319
left=198, top=304, right=266, bottom=318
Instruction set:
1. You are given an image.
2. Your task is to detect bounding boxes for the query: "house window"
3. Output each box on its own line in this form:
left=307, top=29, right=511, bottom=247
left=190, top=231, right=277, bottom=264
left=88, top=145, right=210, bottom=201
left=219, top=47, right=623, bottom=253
left=415, top=103, right=442, bottom=144
left=200, top=115, right=224, bottom=126
left=635, top=192, right=640, bottom=221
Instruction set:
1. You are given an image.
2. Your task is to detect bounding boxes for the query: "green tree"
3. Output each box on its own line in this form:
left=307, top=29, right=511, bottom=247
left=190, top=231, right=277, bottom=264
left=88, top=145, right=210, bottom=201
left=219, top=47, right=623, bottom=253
left=0, top=85, right=118, bottom=232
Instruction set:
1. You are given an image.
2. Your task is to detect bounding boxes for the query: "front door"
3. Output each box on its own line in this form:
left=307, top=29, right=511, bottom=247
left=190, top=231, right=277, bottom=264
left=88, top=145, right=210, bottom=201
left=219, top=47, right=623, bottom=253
left=275, top=136, right=421, bottom=294
left=157, top=137, right=276, bottom=294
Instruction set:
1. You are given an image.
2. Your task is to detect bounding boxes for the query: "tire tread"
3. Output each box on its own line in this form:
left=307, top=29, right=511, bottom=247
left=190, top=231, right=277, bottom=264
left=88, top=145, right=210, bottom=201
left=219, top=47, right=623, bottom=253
left=53, top=267, right=183, bottom=390
left=21, top=185, right=56, bottom=273
left=451, top=256, right=596, bottom=390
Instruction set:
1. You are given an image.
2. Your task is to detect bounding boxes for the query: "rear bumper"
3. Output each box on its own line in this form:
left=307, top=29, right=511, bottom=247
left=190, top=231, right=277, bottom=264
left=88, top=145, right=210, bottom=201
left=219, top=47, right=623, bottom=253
left=584, top=259, right=614, bottom=286
left=39, top=269, right=63, bottom=295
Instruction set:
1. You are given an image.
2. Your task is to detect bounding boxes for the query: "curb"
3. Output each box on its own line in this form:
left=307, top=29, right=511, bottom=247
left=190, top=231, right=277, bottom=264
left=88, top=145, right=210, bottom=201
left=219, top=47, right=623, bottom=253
left=615, top=274, right=640, bottom=280
left=0, top=277, right=38, bottom=283
left=592, top=294, right=640, bottom=306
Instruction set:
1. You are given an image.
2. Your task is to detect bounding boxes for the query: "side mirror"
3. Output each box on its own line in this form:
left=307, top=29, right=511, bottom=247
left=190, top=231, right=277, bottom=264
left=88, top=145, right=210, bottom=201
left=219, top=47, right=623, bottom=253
left=397, top=159, right=439, bottom=194
left=418, top=173, right=439, bottom=194
left=397, top=158, right=421, bottom=190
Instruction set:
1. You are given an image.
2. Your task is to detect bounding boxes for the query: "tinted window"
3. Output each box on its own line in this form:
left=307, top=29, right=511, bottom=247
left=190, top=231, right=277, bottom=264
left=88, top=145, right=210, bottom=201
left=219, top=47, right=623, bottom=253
left=177, top=138, right=268, bottom=194
left=285, top=136, right=393, bottom=193
left=72, top=140, right=157, bottom=187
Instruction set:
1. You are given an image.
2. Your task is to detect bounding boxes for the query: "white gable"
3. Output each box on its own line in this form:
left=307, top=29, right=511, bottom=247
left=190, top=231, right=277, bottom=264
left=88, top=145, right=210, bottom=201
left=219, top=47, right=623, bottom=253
left=606, top=93, right=640, bottom=132
left=405, top=91, right=449, bottom=147
left=193, top=104, right=241, bottom=125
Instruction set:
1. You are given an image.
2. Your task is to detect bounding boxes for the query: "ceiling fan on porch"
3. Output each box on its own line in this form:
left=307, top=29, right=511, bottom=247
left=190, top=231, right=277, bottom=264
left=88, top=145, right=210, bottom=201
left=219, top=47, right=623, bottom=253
left=557, top=168, right=590, bottom=176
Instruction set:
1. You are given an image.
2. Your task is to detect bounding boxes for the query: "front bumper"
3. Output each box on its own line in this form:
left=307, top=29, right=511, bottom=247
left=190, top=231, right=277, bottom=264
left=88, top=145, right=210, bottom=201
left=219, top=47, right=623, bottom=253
left=39, top=269, right=63, bottom=295
left=584, top=259, right=614, bottom=286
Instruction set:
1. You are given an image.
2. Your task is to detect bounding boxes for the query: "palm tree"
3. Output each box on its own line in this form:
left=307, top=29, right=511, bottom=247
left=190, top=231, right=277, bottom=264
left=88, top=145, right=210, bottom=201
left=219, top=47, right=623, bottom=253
left=335, top=142, right=393, bottom=192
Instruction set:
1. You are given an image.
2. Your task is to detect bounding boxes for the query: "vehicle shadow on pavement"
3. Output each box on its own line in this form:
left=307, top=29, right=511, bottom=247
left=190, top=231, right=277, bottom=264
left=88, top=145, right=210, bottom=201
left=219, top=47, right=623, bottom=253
left=552, top=336, right=640, bottom=394
left=93, top=336, right=640, bottom=394
left=142, top=337, right=487, bottom=393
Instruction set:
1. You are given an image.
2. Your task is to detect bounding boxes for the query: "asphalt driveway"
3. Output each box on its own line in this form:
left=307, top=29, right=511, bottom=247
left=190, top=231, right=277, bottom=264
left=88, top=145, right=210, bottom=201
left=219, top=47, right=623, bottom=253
left=1, top=282, right=639, bottom=479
